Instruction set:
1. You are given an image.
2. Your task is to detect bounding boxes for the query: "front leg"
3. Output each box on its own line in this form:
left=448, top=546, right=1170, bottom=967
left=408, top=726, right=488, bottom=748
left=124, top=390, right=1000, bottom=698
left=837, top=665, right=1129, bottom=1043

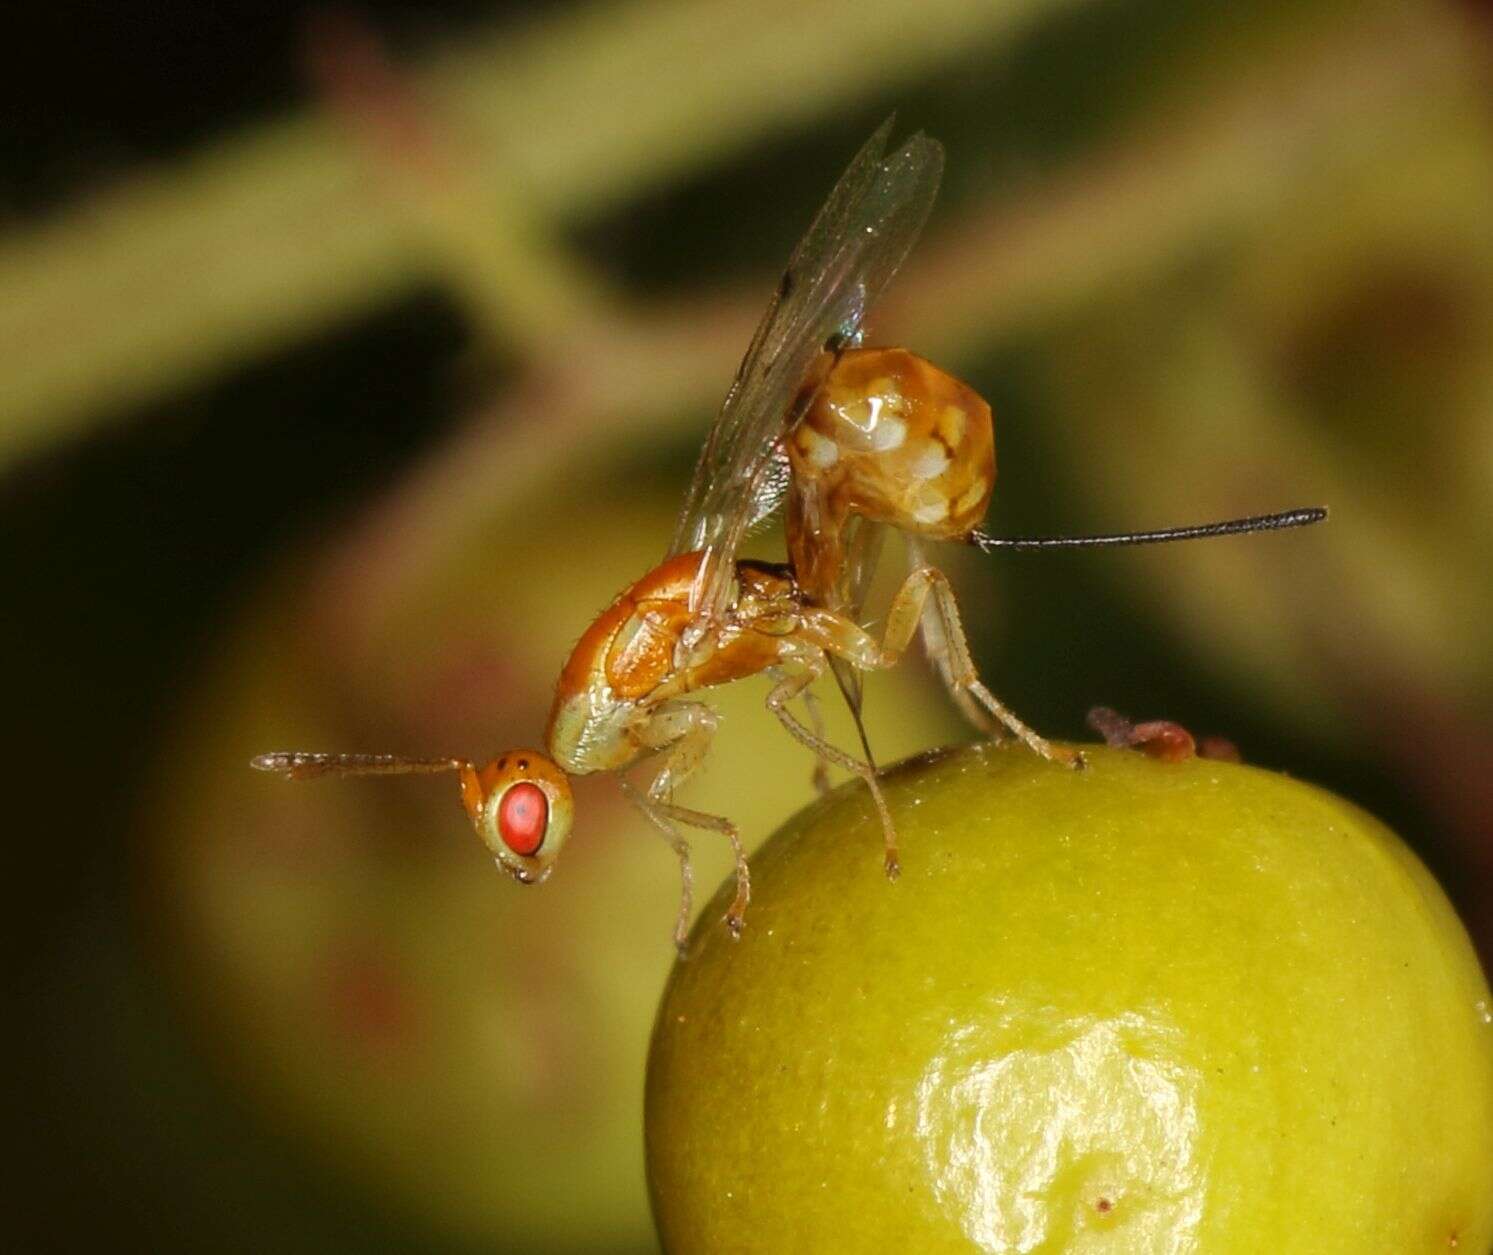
left=628, top=703, right=751, bottom=948
left=764, top=661, right=902, bottom=879
left=620, top=780, right=696, bottom=952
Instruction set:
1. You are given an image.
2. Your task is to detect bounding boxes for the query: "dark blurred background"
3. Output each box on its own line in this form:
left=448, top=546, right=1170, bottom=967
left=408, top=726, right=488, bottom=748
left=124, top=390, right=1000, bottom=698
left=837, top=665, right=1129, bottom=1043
left=6, top=1, right=1492, bottom=1251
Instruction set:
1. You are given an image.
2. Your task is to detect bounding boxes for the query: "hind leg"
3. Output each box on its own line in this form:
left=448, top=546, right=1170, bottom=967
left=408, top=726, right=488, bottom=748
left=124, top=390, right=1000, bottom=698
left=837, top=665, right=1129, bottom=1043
left=914, top=585, right=1003, bottom=738
left=900, top=539, right=1002, bottom=739
left=880, top=565, right=1082, bottom=769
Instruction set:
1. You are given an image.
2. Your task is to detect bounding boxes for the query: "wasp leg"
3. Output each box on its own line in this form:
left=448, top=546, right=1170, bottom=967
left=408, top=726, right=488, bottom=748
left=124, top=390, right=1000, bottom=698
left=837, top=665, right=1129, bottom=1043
left=899, top=539, right=1004, bottom=740
left=764, top=661, right=902, bottom=879
left=915, top=586, right=1004, bottom=738
left=642, top=796, right=749, bottom=942
left=630, top=703, right=751, bottom=943
left=881, top=566, right=1082, bottom=769
left=637, top=700, right=719, bottom=799
left=620, top=780, right=695, bottom=953
left=801, top=686, right=834, bottom=795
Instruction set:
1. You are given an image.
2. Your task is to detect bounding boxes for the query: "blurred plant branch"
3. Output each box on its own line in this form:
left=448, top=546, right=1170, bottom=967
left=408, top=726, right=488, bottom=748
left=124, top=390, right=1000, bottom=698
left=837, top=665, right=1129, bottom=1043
left=309, top=0, right=1477, bottom=654
left=0, top=0, right=1076, bottom=465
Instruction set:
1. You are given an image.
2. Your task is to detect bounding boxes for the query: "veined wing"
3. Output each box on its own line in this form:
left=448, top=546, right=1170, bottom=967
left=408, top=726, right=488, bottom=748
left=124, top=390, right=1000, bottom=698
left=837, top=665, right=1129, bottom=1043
left=668, top=119, right=944, bottom=618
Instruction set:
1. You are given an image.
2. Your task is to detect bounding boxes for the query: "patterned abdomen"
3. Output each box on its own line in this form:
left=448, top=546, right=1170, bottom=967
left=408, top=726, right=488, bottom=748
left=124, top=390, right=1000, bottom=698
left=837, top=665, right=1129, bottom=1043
left=786, top=347, right=995, bottom=605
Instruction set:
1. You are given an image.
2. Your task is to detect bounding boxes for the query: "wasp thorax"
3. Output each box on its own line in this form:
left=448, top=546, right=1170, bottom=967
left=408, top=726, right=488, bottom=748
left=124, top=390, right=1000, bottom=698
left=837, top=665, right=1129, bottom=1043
left=460, top=751, right=575, bottom=883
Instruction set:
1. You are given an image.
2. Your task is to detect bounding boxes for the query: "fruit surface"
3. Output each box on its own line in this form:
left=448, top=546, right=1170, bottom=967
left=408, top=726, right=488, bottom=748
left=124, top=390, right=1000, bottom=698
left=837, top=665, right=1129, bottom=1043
left=647, top=743, right=1493, bottom=1253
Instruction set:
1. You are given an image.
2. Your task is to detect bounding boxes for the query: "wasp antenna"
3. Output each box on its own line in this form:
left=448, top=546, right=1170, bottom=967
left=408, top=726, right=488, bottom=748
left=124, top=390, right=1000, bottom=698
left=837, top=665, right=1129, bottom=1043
left=251, top=751, right=466, bottom=780
left=968, top=506, right=1327, bottom=552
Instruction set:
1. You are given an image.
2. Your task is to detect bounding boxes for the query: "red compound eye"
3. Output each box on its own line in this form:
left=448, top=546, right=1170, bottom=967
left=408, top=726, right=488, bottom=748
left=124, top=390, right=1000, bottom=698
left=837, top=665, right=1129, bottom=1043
left=497, top=782, right=549, bottom=857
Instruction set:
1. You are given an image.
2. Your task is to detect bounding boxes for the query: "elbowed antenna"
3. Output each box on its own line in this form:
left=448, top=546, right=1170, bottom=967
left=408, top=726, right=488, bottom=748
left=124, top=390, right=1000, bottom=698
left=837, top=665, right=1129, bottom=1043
left=968, top=506, right=1327, bottom=552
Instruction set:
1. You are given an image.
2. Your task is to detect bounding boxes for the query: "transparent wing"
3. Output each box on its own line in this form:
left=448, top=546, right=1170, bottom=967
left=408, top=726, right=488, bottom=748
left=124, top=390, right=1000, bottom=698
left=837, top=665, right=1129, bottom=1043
left=668, top=119, right=945, bottom=617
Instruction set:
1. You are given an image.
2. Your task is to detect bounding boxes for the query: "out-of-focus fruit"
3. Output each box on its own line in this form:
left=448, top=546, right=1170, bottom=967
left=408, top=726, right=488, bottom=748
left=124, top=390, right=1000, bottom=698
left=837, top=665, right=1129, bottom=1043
left=647, top=743, right=1493, bottom=1253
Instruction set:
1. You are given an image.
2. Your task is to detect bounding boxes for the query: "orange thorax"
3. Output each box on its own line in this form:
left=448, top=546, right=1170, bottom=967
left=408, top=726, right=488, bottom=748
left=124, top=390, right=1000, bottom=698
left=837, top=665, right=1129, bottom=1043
left=543, top=553, right=801, bottom=775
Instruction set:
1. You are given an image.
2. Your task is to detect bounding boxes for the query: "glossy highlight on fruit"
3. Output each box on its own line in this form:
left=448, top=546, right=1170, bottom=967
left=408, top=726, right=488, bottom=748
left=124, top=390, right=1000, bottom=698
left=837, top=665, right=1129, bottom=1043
left=646, top=743, right=1493, bottom=1253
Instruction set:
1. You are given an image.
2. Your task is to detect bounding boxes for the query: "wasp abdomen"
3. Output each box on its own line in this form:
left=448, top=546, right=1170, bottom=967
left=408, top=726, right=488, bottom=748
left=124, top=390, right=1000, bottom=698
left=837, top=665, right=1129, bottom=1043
left=787, top=347, right=995, bottom=603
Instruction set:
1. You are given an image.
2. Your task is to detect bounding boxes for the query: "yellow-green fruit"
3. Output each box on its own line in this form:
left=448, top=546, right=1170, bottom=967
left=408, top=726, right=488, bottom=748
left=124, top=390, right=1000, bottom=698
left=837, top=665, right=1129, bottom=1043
left=646, top=743, right=1493, bottom=1253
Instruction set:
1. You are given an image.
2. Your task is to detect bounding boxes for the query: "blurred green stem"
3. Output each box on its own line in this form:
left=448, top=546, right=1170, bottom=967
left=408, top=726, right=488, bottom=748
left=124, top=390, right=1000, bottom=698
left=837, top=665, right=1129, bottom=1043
left=0, top=0, right=1077, bottom=464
